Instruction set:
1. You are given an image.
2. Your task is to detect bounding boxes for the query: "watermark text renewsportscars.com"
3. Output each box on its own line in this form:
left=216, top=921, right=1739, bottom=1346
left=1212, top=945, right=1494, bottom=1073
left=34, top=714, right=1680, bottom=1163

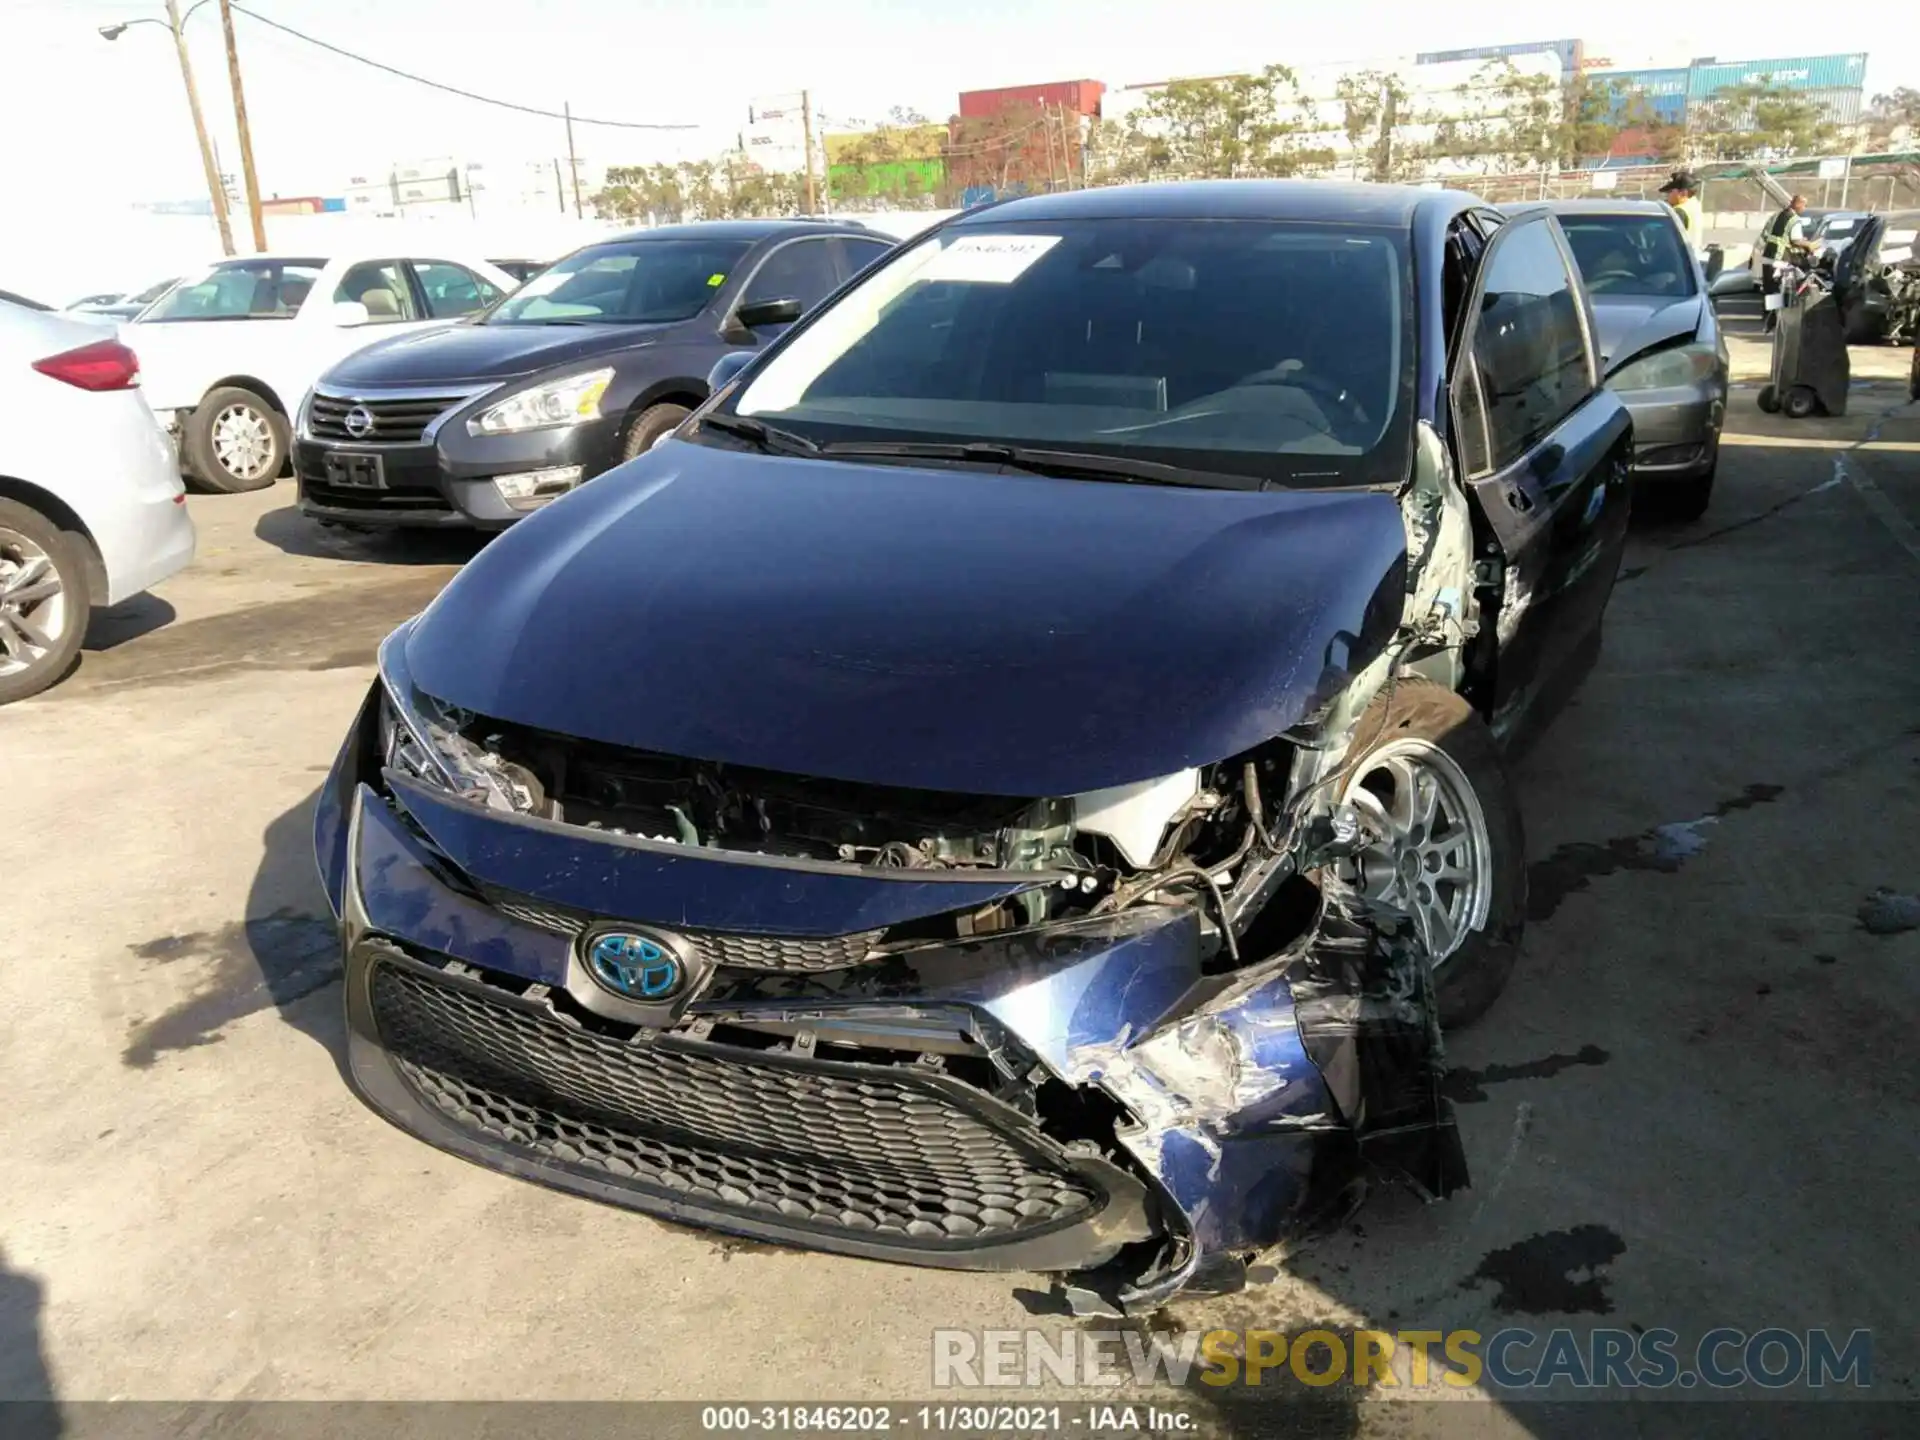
left=932, top=1326, right=1874, bottom=1393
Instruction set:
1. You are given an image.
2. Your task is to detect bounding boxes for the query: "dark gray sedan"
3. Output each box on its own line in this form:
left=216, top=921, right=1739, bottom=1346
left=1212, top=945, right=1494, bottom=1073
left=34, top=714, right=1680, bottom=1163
left=1506, top=199, right=1728, bottom=518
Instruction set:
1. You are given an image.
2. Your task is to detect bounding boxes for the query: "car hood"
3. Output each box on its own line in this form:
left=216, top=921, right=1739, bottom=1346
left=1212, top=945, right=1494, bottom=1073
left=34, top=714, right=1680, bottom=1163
left=324, top=319, right=684, bottom=386
left=1591, top=295, right=1705, bottom=373
left=403, top=443, right=1410, bottom=797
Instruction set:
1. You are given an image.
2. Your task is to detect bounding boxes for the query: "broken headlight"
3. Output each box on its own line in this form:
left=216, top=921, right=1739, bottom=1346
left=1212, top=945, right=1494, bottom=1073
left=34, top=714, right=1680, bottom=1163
left=375, top=625, right=541, bottom=815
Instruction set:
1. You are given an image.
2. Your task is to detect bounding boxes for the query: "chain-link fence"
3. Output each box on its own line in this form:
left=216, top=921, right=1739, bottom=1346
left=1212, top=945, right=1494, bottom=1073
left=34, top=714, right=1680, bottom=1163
left=1434, top=157, right=1920, bottom=214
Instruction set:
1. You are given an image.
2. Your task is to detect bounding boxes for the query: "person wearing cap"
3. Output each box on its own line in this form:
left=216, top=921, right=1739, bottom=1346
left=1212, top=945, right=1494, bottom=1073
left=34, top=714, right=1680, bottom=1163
left=1659, top=171, right=1704, bottom=260
left=1757, top=194, right=1816, bottom=333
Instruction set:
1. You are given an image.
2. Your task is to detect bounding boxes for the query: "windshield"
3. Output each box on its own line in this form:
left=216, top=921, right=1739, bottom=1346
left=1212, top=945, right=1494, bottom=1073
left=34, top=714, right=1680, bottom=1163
left=725, top=217, right=1414, bottom=488
left=1559, top=215, right=1695, bottom=299
left=140, top=258, right=326, bottom=321
left=487, top=238, right=752, bottom=325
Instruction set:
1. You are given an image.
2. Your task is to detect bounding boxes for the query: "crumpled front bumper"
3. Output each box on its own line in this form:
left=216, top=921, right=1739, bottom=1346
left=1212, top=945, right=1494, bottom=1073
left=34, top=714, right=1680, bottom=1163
left=315, top=686, right=1466, bottom=1308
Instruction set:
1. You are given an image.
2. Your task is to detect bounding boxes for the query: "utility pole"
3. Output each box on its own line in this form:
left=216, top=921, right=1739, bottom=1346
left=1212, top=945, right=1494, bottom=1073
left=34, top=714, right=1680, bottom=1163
left=1041, top=104, right=1060, bottom=190
left=565, top=103, right=583, bottom=217
left=161, top=0, right=235, bottom=254
left=553, top=159, right=566, bottom=213
left=801, top=89, right=817, bottom=215
left=218, top=0, right=267, bottom=251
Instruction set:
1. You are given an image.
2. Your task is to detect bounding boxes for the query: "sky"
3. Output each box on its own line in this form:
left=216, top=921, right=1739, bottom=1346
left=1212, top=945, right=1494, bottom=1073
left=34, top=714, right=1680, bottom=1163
left=8, top=1, right=1919, bottom=213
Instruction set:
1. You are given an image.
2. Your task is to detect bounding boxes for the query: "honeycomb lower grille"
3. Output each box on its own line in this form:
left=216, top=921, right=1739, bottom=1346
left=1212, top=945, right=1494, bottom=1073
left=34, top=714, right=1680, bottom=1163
left=369, top=961, right=1101, bottom=1246
left=483, top=888, right=883, bottom=973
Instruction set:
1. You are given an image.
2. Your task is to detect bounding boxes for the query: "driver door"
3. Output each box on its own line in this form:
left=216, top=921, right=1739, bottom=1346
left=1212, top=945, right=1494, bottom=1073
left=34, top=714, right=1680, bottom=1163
left=1449, top=212, right=1632, bottom=733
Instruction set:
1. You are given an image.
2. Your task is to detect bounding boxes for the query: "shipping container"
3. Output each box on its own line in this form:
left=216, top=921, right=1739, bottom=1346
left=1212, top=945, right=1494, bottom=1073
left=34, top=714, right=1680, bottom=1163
left=1803, top=85, right=1865, bottom=124
left=1590, top=67, right=1689, bottom=101
left=1415, top=38, right=1581, bottom=77
left=1685, top=52, right=1866, bottom=98
left=958, top=79, right=1105, bottom=119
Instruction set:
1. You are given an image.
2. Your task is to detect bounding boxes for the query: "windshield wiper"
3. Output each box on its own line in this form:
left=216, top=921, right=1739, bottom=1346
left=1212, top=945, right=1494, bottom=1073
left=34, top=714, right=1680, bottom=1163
left=698, top=413, right=822, bottom=457
left=814, top=440, right=1261, bottom=490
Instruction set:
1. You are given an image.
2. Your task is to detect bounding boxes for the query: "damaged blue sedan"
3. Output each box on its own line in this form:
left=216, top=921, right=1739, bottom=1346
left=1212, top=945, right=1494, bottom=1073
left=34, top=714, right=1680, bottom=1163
left=315, top=181, right=1631, bottom=1311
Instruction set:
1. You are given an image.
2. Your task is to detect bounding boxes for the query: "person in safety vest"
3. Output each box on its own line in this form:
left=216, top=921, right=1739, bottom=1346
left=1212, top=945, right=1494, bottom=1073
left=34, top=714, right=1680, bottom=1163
left=1757, top=193, right=1816, bottom=333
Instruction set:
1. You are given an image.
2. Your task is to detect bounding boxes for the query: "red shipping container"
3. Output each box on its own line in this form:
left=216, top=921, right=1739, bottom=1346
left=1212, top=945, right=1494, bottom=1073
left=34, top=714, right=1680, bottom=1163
left=958, top=79, right=1104, bottom=119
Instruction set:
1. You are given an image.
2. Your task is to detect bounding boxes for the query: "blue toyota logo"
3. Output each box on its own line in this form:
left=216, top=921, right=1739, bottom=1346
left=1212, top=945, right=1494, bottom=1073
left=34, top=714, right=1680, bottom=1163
left=586, top=930, right=682, bottom=1000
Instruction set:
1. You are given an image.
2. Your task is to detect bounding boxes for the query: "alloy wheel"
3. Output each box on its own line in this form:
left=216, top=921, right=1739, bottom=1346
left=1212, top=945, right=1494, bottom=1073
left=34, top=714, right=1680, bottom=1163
left=211, top=403, right=276, bottom=482
left=0, top=527, right=69, bottom=680
left=1336, top=738, right=1494, bottom=967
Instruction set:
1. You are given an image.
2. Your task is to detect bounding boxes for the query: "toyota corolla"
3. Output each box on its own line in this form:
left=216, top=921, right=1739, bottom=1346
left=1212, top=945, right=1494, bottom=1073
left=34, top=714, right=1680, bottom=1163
left=316, top=182, right=1630, bottom=1309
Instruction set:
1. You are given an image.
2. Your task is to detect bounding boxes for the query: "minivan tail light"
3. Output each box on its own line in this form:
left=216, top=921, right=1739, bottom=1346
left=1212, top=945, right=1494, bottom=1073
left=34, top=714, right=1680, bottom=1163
left=32, top=338, right=141, bottom=391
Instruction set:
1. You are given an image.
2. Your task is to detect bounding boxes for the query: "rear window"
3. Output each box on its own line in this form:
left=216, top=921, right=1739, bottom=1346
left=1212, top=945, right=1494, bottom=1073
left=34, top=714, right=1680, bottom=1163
left=1558, top=215, right=1695, bottom=299
left=141, top=258, right=327, bottom=321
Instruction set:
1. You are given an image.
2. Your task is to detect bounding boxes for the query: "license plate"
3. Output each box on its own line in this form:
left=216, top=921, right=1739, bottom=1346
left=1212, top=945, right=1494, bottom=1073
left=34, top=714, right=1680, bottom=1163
left=323, top=451, right=386, bottom=490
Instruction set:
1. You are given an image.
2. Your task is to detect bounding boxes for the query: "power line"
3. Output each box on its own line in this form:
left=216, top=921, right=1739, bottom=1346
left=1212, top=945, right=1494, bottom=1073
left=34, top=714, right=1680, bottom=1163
left=225, top=3, right=698, bottom=130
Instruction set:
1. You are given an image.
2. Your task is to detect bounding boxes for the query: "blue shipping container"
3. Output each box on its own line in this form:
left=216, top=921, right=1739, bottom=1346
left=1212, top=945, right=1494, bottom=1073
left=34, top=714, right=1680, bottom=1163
left=1589, top=68, right=1688, bottom=122
left=1685, top=52, right=1866, bottom=98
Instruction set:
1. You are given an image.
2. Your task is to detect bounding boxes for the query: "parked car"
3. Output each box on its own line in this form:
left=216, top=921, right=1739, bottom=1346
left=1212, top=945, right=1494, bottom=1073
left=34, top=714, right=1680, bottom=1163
left=0, top=298, right=195, bottom=704
left=124, top=250, right=519, bottom=493
left=316, top=181, right=1632, bottom=1307
left=487, top=259, right=547, bottom=284
left=294, top=219, right=892, bottom=530
left=1512, top=199, right=1727, bottom=518
left=65, top=277, right=182, bottom=324
left=1835, top=209, right=1920, bottom=344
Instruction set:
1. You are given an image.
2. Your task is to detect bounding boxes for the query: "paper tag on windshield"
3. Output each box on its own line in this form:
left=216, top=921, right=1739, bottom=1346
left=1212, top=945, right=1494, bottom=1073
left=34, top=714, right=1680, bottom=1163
left=923, top=234, right=1060, bottom=284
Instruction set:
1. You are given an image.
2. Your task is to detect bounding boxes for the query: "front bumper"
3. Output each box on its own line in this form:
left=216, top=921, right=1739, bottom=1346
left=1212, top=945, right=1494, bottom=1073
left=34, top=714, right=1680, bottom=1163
left=294, top=415, right=620, bottom=530
left=315, top=685, right=1464, bottom=1305
left=1618, top=379, right=1726, bottom=479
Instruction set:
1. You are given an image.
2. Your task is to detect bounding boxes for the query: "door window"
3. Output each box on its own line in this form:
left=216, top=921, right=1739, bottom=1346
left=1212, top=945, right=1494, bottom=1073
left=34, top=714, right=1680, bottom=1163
left=742, top=239, right=839, bottom=312
left=333, top=261, right=419, bottom=323
left=1466, top=222, right=1593, bottom=471
left=835, top=236, right=893, bottom=282
left=412, top=260, right=502, bottom=318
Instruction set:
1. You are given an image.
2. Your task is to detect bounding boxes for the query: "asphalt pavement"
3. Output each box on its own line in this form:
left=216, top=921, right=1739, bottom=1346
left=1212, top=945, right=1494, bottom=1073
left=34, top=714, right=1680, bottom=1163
left=2, top=377, right=1917, bottom=1437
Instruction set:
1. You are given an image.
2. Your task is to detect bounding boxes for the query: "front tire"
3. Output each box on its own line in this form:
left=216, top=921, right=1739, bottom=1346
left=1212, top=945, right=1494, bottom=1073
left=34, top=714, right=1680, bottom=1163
left=1331, top=679, right=1526, bottom=1029
left=619, top=402, right=692, bottom=463
left=184, top=386, right=286, bottom=492
left=1756, top=384, right=1780, bottom=414
left=0, top=498, right=91, bottom=706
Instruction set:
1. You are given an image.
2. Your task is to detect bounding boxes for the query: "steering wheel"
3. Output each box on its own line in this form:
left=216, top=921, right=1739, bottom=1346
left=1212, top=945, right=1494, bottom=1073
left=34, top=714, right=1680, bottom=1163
left=1586, top=266, right=1639, bottom=292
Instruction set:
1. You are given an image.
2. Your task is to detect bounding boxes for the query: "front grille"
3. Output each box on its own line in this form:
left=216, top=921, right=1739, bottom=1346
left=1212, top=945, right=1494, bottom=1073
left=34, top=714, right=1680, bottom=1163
left=370, top=960, right=1100, bottom=1245
left=309, top=392, right=468, bottom=444
left=484, top=886, right=884, bottom=972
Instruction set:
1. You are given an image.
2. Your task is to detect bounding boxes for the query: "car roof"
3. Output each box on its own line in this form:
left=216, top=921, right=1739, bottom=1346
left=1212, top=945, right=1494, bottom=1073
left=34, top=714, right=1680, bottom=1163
left=954, top=179, right=1458, bottom=227
left=1503, top=199, right=1674, bottom=218
left=602, top=218, right=886, bottom=244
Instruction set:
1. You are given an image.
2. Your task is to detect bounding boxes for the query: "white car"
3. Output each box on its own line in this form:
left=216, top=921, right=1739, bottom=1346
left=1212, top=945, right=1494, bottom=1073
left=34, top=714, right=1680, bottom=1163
left=0, top=296, right=196, bottom=704
left=65, top=277, right=183, bottom=325
left=124, top=249, right=519, bottom=492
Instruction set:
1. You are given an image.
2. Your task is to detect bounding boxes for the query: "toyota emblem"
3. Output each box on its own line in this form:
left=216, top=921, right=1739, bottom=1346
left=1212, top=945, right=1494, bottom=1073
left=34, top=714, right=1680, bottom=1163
left=343, top=404, right=375, bottom=438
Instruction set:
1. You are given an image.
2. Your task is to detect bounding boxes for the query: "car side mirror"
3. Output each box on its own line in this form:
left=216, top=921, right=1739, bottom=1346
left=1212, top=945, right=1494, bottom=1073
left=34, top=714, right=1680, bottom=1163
left=708, top=350, right=755, bottom=392
left=330, top=300, right=371, bottom=327
left=734, top=296, right=804, bottom=330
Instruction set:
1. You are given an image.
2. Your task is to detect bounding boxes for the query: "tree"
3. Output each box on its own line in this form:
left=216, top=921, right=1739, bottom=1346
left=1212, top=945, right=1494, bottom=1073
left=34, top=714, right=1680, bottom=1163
left=1335, top=70, right=1422, bottom=181
left=827, top=107, right=943, bottom=209
left=1124, top=65, right=1334, bottom=179
left=1690, top=79, right=1837, bottom=159
left=591, top=158, right=805, bottom=223
left=945, top=103, right=1049, bottom=198
left=1864, top=87, right=1920, bottom=147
